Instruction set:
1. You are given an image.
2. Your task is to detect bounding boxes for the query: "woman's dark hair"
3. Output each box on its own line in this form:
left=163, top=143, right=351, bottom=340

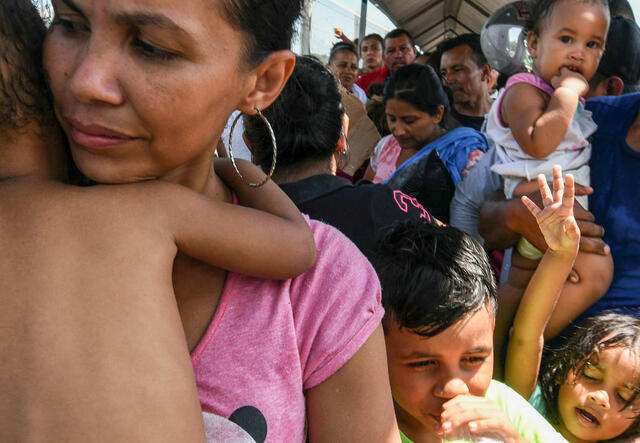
left=329, top=42, right=358, bottom=64
left=245, top=56, right=344, bottom=171
left=384, top=63, right=454, bottom=130
left=373, top=222, right=497, bottom=337
left=217, top=0, right=304, bottom=67
left=0, top=0, right=52, bottom=132
left=527, top=0, right=609, bottom=34
left=540, top=313, right=640, bottom=438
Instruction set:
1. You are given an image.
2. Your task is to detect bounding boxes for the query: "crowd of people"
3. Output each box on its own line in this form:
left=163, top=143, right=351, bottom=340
left=1, top=0, right=639, bottom=442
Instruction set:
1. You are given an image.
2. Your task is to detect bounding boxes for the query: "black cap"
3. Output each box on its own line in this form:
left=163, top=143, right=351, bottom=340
left=597, top=16, right=640, bottom=87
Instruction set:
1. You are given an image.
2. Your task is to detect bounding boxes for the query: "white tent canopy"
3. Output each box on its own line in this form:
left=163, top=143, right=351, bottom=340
left=370, top=0, right=513, bottom=53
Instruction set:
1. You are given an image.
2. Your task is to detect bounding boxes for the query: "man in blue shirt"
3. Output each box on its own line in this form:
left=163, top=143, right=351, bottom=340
left=450, top=16, right=640, bottom=366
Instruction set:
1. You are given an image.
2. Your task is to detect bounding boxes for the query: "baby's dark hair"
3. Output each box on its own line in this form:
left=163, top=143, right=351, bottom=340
left=527, top=0, right=610, bottom=35
left=328, top=42, right=358, bottom=64
left=373, top=221, right=497, bottom=337
left=245, top=56, right=343, bottom=172
left=540, top=313, right=640, bottom=438
left=0, top=0, right=53, bottom=133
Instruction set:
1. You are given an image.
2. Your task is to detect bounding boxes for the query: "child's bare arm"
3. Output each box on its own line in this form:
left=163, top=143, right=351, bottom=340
left=213, top=157, right=307, bottom=230
left=505, top=166, right=579, bottom=399
left=213, top=157, right=317, bottom=271
left=146, top=161, right=316, bottom=280
left=502, top=68, right=588, bottom=158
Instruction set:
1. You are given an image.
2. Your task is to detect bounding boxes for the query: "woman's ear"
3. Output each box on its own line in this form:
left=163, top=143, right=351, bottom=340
left=526, top=31, right=538, bottom=59
left=237, top=50, right=296, bottom=114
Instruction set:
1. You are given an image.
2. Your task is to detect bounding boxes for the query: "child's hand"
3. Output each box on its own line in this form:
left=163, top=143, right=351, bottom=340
left=521, top=165, right=580, bottom=255
left=334, top=27, right=344, bottom=40
left=439, top=395, right=525, bottom=443
left=551, top=67, right=589, bottom=97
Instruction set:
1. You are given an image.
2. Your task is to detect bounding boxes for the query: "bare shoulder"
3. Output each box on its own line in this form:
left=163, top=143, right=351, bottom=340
left=0, top=177, right=178, bottom=271
left=0, top=180, right=178, bottom=236
left=0, top=177, right=204, bottom=442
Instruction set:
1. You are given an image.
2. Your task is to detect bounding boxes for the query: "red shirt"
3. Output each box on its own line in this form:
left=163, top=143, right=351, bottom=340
left=356, top=66, right=389, bottom=97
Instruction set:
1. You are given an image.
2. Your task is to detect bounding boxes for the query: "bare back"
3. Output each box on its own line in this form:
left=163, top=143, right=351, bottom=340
left=0, top=178, right=204, bottom=443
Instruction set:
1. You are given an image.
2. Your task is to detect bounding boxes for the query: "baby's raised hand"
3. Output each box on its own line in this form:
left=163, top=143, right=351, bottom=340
left=521, top=165, right=580, bottom=254
left=551, top=67, right=589, bottom=97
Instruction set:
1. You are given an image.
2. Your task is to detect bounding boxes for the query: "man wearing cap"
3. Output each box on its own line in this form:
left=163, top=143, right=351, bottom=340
left=439, top=33, right=493, bottom=131
left=356, top=29, right=417, bottom=97
left=608, top=0, right=635, bottom=21
left=453, top=16, right=640, bottom=324
left=587, top=16, right=640, bottom=97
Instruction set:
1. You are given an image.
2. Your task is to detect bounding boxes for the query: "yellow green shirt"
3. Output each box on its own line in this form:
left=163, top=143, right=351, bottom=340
left=398, top=380, right=566, bottom=442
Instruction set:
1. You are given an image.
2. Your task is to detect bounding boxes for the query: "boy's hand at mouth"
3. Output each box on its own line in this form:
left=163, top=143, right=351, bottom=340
left=438, top=395, right=526, bottom=443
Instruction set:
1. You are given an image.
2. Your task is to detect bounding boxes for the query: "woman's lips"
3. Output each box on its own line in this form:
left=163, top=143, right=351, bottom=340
left=69, top=123, right=139, bottom=150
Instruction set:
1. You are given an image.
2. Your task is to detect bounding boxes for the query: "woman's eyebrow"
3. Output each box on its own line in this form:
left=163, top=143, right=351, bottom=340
left=60, top=0, right=83, bottom=15
left=111, top=9, right=192, bottom=41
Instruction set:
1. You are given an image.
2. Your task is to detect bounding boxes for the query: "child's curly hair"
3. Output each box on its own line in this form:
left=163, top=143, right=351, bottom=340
left=540, top=312, right=640, bottom=440
left=0, top=0, right=53, bottom=133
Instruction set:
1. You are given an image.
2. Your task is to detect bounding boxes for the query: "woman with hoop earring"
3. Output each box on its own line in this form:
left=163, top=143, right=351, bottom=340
left=246, top=56, right=439, bottom=260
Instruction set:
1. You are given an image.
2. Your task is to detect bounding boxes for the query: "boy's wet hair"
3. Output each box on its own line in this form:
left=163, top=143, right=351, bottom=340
left=373, top=221, right=497, bottom=337
left=528, top=0, right=610, bottom=35
left=540, top=312, right=640, bottom=437
left=0, top=0, right=52, bottom=132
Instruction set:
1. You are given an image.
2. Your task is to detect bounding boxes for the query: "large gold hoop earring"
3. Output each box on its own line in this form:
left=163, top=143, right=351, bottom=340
left=228, top=107, right=277, bottom=187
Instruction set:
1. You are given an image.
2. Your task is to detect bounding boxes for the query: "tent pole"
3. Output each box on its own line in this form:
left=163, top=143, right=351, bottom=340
left=301, top=0, right=313, bottom=55
left=358, top=0, right=368, bottom=42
